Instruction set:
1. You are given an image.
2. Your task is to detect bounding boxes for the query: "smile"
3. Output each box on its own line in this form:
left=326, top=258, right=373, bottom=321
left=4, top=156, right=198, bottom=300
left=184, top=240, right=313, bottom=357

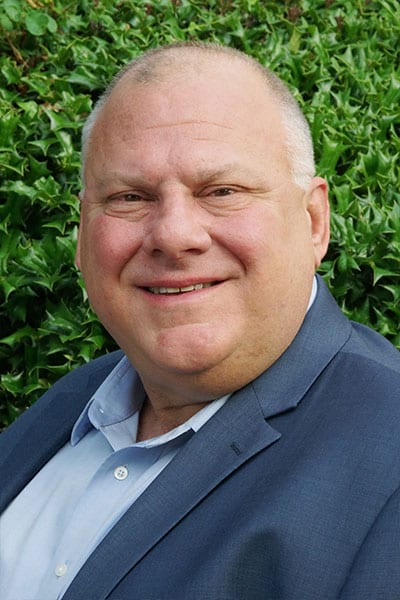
left=147, top=282, right=214, bottom=295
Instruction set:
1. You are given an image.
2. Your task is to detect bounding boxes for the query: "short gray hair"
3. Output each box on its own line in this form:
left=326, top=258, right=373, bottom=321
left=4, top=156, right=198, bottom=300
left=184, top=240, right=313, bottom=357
left=81, top=42, right=315, bottom=191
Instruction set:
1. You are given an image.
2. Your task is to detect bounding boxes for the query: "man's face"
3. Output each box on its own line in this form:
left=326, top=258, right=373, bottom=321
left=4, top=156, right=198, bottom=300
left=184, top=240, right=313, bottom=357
left=77, top=58, right=329, bottom=399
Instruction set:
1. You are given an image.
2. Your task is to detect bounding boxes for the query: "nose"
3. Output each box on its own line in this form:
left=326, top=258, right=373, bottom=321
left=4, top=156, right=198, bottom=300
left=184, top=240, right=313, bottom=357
left=142, top=194, right=212, bottom=259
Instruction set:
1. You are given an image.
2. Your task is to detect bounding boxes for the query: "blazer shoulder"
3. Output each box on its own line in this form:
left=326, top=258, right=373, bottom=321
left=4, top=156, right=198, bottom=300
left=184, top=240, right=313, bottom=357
left=50, top=349, right=125, bottom=394
left=345, top=320, right=400, bottom=375
left=0, top=350, right=124, bottom=442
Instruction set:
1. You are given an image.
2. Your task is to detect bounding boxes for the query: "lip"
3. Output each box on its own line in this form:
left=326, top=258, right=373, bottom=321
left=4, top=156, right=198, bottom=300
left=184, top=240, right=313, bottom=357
left=148, top=282, right=214, bottom=295
left=138, top=279, right=224, bottom=298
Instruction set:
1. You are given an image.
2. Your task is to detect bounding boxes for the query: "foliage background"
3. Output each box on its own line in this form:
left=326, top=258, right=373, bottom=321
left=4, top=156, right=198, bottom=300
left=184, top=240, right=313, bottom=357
left=0, top=0, right=399, bottom=429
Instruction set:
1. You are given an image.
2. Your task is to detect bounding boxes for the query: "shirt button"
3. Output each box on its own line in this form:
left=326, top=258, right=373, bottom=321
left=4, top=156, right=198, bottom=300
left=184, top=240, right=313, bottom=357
left=55, top=563, right=68, bottom=577
left=114, top=465, right=129, bottom=480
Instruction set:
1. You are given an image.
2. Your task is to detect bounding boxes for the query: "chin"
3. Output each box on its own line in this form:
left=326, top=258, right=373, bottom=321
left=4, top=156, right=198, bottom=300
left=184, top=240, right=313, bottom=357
left=117, top=322, right=237, bottom=379
left=153, top=346, right=227, bottom=376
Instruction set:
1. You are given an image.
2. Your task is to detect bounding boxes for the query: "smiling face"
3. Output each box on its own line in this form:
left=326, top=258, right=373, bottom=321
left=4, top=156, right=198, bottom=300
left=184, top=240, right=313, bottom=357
left=77, top=54, right=329, bottom=405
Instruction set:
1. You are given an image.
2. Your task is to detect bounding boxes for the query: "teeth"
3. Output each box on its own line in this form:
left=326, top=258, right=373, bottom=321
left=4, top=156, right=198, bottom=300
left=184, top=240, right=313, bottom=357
left=148, top=282, right=213, bottom=295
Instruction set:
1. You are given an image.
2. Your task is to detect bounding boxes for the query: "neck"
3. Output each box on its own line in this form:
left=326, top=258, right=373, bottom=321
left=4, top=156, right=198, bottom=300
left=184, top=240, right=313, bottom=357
left=134, top=356, right=269, bottom=441
left=136, top=395, right=208, bottom=441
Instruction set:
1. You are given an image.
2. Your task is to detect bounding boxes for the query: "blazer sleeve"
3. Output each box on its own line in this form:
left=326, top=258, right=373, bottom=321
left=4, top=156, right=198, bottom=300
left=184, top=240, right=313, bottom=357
left=339, top=484, right=400, bottom=599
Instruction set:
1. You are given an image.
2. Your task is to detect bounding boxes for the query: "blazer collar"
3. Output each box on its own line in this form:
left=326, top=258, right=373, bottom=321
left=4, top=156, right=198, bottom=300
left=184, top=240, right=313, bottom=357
left=252, top=274, right=351, bottom=419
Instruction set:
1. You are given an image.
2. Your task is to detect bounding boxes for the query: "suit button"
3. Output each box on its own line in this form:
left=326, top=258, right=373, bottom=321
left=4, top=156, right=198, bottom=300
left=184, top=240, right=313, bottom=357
left=114, top=465, right=129, bottom=480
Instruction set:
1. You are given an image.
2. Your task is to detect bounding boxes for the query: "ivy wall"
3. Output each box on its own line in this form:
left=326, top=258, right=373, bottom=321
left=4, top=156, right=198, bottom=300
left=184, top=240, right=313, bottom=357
left=0, top=0, right=399, bottom=428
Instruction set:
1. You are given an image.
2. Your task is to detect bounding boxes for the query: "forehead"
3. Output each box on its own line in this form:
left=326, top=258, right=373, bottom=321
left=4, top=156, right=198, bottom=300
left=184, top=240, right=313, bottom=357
left=86, top=57, right=290, bottom=180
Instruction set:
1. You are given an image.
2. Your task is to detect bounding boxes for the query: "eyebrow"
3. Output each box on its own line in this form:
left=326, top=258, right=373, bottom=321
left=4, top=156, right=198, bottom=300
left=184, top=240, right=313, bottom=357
left=190, top=164, right=266, bottom=186
left=95, top=172, right=141, bottom=190
left=95, top=163, right=265, bottom=190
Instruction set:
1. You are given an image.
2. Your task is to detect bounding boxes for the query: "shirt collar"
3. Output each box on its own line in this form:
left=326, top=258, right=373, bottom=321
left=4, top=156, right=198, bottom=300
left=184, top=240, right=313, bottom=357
left=71, top=356, right=144, bottom=445
left=71, top=355, right=229, bottom=449
left=307, top=275, right=318, bottom=311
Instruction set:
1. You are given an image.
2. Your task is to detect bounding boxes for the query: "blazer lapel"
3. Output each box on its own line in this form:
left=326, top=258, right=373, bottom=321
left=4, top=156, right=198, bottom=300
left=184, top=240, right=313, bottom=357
left=252, top=275, right=352, bottom=420
left=0, top=390, right=80, bottom=511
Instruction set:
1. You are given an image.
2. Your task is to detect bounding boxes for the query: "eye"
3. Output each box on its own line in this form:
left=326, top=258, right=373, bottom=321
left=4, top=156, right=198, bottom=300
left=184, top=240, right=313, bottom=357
left=113, top=192, right=144, bottom=202
left=106, top=190, right=155, bottom=205
left=210, top=187, right=235, bottom=197
left=103, top=189, right=154, bottom=218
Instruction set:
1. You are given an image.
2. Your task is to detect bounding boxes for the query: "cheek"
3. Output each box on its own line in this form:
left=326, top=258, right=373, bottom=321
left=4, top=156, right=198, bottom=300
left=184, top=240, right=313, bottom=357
left=214, top=212, right=279, bottom=270
left=216, top=207, right=312, bottom=283
left=81, top=214, right=141, bottom=276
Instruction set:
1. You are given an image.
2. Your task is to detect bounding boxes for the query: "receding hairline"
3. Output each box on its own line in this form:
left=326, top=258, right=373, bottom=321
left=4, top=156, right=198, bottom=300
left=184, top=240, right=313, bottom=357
left=82, top=42, right=315, bottom=190
left=103, top=42, right=295, bottom=109
left=120, top=42, right=267, bottom=82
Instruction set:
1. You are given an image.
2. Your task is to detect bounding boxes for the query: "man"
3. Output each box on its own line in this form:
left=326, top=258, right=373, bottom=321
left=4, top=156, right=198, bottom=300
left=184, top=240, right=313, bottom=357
left=1, top=42, right=399, bottom=599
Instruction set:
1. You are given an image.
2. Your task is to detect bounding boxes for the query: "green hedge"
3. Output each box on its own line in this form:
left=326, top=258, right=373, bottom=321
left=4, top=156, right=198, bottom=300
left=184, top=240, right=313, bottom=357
left=1, top=0, right=399, bottom=429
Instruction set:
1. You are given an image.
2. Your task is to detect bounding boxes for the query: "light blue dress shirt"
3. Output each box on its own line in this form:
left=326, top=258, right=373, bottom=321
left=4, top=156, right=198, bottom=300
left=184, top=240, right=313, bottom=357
left=0, top=357, right=228, bottom=600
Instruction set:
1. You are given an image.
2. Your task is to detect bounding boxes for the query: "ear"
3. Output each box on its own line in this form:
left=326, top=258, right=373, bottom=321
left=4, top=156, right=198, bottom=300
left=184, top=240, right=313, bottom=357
left=75, top=192, right=84, bottom=270
left=304, top=177, right=330, bottom=268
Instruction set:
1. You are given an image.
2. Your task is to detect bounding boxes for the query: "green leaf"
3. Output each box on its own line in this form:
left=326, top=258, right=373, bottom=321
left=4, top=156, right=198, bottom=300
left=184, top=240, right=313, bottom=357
left=46, top=15, right=58, bottom=33
left=3, top=0, right=22, bottom=22
left=289, top=29, right=301, bottom=53
left=0, top=14, right=14, bottom=31
left=25, top=11, right=50, bottom=36
left=0, top=326, right=37, bottom=347
left=371, top=265, right=399, bottom=285
left=1, top=372, right=24, bottom=395
left=0, top=61, right=21, bottom=84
